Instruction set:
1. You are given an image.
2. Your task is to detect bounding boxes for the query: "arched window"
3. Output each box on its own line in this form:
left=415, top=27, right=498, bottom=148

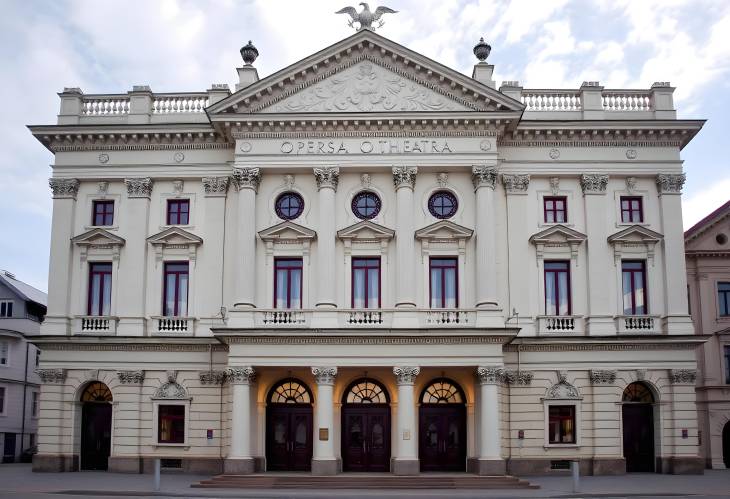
left=622, top=382, right=654, bottom=403
left=420, top=378, right=465, bottom=404
left=344, top=378, right=389, bottom=404
left=268, top=378, right=312, bottom=404
left=80, top=381, right=113, bottom=402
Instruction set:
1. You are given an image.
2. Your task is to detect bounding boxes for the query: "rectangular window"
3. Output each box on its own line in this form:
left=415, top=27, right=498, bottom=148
left=166, top=199, right=190, bottom=225
left=352, top=258, right=381, bottom=309
left=430, top=257, right=458, bottom=308
left=725, top=346, right=730, bottom=384
left=0, top=300, right=13, bottom=318
left=0, top=341, right=7, bottom=365
left=158, top=405, right=185, bottom=444
left=92, top=200, right=114, bottom=226
left=87, top=263, right=112, bottom=316
left=718, top=282, right=730, bottom=317
left=544, top=261, right=571, bottom=315
left=163, top=262, right=189, bottom=317
left=274, top=258, right=303, bottom=309
left=29, top=434, right=35, bottom=448
left=621, top=196, right=643, bottom=223
left=0, top=386, right=4, bottom=413
left=31, top=392, right=39, bottom=417
left=548, top=405, right=576, bottom=444
left=544, top=196, right=567, bottom=223
left=622, top=260, right=647, bottom=315
left=35, top=350, right=40, bottom=367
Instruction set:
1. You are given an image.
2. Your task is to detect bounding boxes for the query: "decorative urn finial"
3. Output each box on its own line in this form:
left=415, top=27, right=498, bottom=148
left=240, top=40, right=259, bottom=65
left=473, top=37, right=491, bottom=62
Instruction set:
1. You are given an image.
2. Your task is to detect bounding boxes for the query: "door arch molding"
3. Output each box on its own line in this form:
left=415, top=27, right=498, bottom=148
left=722, top=420, right=730, bottom=469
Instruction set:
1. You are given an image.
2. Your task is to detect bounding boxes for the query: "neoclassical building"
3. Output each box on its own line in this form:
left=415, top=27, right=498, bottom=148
left=29, top=29, right=706, bottom=476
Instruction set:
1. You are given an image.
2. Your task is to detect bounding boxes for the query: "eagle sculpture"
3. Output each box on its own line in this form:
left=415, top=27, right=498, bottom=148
left=336, top=3, right=398, bottom=31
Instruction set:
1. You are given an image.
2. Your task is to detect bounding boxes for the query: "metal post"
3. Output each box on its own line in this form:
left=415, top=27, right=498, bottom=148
left=571, top=460, right=580, bottom=493
left=154, top=458, right=161, bottom=491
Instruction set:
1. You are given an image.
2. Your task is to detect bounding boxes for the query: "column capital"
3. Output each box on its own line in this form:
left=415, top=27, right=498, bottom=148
left=501, top=174, right=529, bottom=194
left=227, top=366, right=256, bottom=384
left=579, top=173, right=608, bottom=194
left=232, top=167, right=261, bottom=193
left=313, top=166, right=340, bottom=191
left=49, top=178, right=80, bottom=199
left=199, top=370, right=227, bottom=385
left=393, top=366, right=420, bottom=385
left=656, top=173, right=685, bottom=195
left=472, top=165, right=498, bottom=190
left=311, top=366, right=338, bottom=385
left=476, top=366, right=505, bottom=385
left=117, top=370, right=145, bottom=384
left=589, top=369, right=616, bottom=385
left=202, top=176, right=230, bottom=197
left=124, top=177, right=153, bottom=198
left=669, top=368, right=697, bottom=384
left=392, top=166, right=418, bottom=190
left=36, top=368, right=67, bottom=384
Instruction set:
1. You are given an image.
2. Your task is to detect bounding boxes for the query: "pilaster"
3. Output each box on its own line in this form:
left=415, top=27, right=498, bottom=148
left=392, top=366, right=420, bottom=475
left=232, top=167, right=260, bottom=309
left=226, top=366, right=256, bottom=474
left=311, top=367, right=338, bottom=475
left=199, top=177, right=230, bottom=321
left=313, top=167, right=339, bottom=311
left=393, top=167, right=418, bottom=311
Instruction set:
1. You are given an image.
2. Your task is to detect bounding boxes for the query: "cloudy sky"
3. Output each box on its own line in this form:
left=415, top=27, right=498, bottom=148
left=1, top=0, right=729, bottom=291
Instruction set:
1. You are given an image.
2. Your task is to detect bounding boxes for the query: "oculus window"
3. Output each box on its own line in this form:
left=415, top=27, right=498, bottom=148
left=351, top=191, right=381, bottom=220
left=428, top=191, right=458, bottom=219
left=275, top=192, right=304, bottom=220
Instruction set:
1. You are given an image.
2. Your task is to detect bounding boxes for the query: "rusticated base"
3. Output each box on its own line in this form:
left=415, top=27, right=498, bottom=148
left=507, top=458, right=593, bottom=476
left=391, top=458, right=419, bottom=475
left=32, top=454, right=78, bottom=472
left=109, top=456, right=142, bottom=473
left=591, top=457, right=625, bottom=475
left=472, top=458, right=506, bottom=475
left=224, top=457, right=255, bottom=475
left=661, top=456, right=704, bottom=475
left=311, top=459, right=338, bottom=475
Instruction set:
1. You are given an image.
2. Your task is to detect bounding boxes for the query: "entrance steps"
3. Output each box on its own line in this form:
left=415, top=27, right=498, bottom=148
left=193, top=473, right=538, bottom=490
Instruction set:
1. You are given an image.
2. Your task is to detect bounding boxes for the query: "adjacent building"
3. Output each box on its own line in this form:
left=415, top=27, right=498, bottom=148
left=28, top=28, right=706, bottom=476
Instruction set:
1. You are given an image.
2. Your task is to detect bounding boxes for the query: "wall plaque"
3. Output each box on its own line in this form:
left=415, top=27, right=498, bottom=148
left=319, top=428, right=329, bottom=441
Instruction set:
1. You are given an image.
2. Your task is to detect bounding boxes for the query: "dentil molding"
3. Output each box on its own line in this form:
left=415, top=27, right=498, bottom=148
left=311, top=366, right=338, bottom=384
left=472, top=165, right=498, bottom=190
left=49, top=178, right=80, bottom=199
left=393, top=366, right=420, bottom=384
left=124, top=177, right=153, bottom=198
left=313, top=167, right=340, bottom=191
left=227, top=366, right=256, bottom=384
left=232, top=167, right=261, bottom=193
left=392, top=166, right=417, bottom=189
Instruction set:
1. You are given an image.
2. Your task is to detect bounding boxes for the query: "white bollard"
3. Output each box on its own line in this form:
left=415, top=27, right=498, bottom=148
left=154, top=458, right=161, bottom=491
left=571, top=460, right=580, bottom=493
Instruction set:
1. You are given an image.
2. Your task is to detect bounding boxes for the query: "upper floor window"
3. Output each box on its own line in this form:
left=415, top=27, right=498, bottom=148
left=428, top=191, right=458, bottom=219
left=620, top=196, right=643, bottom=223
left=167, top=199, right=190, bottom=225
left=163, top=262, right=189, bottom=317
left=275, top=192, right=304, bottom=221
left=544, top=261, right=571, bottom=315
left=158, top=404, right=185, bottom=444
left=622, top=260, right=647, bottom=315
left=725, top=346, right=730, bottom=384
left=35, top=349, right=40, bottom=367
left=544, top=196, right=567, bottom=224
left=352, top=192, right=381, bottom=220
left=0, top=386, right=5, bottom=414
left=88, top=263, right=112, bottom=316
left=0, top=341, right=7, bottom=366
left=32, top=391, right=39, bottom=417
left=274, top=258, right=302, bottom=309
left=430, top=257, right=458, bottom=308
left=0, top=300, right=13, bottom=318
left=352, top=258, right=380, bottom=308
left=92, top=200, right=114, bottom=226
left=548, top=405, right=576, bottom=444
left=718, top=282, right=730, bottom=317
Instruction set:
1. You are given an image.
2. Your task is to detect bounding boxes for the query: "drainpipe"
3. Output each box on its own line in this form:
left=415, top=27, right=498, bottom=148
left=20, top=341, right=29, bottom=455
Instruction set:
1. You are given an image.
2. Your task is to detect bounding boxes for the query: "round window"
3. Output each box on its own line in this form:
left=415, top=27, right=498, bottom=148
left=351, top=191, right=381, bottom=220
left=428, top=191, right=458, bottom=219
left=716, top=233, right=728, bottom=245
left=275, top=192, right=304, bottom=220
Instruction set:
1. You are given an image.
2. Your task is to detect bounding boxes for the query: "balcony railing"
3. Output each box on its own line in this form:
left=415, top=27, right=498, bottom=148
left=260, top=310, right=309, bottom=326
left=424, top=309, right=471, bottom=325
left=537, top=315, right=584, bottom=334
left=616, top=315, right=659, bottom=334
left=150, top=316, right=194, bottom=334
left=74, top=315, right=118, bottom=334
left=250, top=309, right=476, bottom=328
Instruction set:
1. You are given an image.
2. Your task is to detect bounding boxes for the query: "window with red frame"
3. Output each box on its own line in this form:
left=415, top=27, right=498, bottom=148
left=274, top=258, right=302, bottom=309
left=430, top=257, right=458, bottom=308
left=163, top=262, right=189, bottom=316
left=544, top=261, right=571, bottom=315
left=88, top=263, right=112, bottom=316
left=543, top=196, right=567, bottom=223
left=92, top=200, right=114, bottom=226
left=352, top=258, right=380, bottom=308
left=620, top=196, right=643, bottom=223
left=548, top=405, right=576, bottom=444
left=158, top=405, right=185, bottom=444
left=622, top=260, right=647, bottom=315
left=167, top=199, right=190, bottom=225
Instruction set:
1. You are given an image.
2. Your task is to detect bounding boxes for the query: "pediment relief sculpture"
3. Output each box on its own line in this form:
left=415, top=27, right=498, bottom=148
left=415, top=220, right=474, bottom=241
left=147, top=227, right=203, bottom=247
left=545, top=370, right=581, bottom=400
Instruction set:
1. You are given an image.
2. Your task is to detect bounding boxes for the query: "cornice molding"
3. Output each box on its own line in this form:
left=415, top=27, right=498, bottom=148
left=220, top=334, right=508, bottom=345
left=35, top=342, right=228, bottom=352
left=231, top=129, right=497, bottom=139
left=503, top=342, right=699, bottom=352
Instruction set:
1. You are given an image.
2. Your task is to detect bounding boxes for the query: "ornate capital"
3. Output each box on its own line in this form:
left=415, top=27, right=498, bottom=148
left=392, top=166, right=418, bottom=190
left=589, top=370, right=616, bottom=385
left=199, top=370, right=227, bottom=385
left=501, top=174, right=530, bottom=194
left=313, top=167, right=340, bottom=191
left=202, top=176, right=229, bottom=197
left=472, top=165, right=498, bottom=190
left=311, top=366, right=338, bottom=385
left=36, top=368, right=66, bottom=384
left=656, top=173, right=685, bottom=194
left=505, top=370, right=533, bottom=385
left=232, top=167, right=261, bottom=193
left=49, top=178, right=79, bottom=199
left=476, top=366, right=506, bottom=384
left=393, top=366, right=420, bottom=385
left=227, top=366, right=256, bottom=384
left=670, top=369, right=697, bottom=384
left=580, top=173, right=608, bottom=194
left=117, top=370, right=145, bottom=384
left=124, top=177, right=153, bottom=198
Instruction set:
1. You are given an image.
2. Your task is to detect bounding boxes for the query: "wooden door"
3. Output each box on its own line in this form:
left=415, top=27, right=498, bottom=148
left=341, top=406, right=390, bottom=472
left=722, top=421, right=730, bottom=469
left=80, top=403, right=112, bottom=470
left=266, top=405, right=312, bottom=471
left=419, top=405, right=466, bottom=472
left=622, top=404, right=654, bottom=472
left=3, top=433, right=16, bottom=463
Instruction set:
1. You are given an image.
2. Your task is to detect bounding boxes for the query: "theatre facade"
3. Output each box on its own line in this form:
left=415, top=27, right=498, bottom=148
left=29, top=29, right=706, bottom=476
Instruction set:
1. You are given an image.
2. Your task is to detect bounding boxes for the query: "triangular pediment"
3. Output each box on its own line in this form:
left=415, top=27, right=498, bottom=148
left=258, top=221, right=316, bottom=242
left=415, top=220, right=473, bottom=240
left=337, top=220, right=395, bottom=241
left=607, top=225, right=663, bottom=245
left=147, top=227, right=203, bottom=246
left=529, top=225, right=587, bottom=245
left=684, top=200, right=730, bottom=252
left=72, top=228, right=126, bottom=246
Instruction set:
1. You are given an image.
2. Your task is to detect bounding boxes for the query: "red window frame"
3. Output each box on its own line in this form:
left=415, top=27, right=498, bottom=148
left=622, top=260, right=647, bottom=315
left=543, top=196, right=567, bottom=224
left=351, top=257, right=381, bottom=308
left=87, top=262, right=112, bottom=316
left=548, top=405, right=576, bottom=444
left=163, top=262, right=189, bottom=317
left=429, top=257, right=458, bottom=308
left=274, top=258, right=303, bottom=309
left=620, top=196, right=643, bottom=223
left=92, top=200, right=114, bottom=226
left=166, top=199, right=190, bottom=225
left=158, top=405, right=185, bottom=444
left=544, top=260, right=571, bottom=315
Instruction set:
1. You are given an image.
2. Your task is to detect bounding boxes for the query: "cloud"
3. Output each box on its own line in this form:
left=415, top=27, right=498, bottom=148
left=682, top=176, right=730, bottom=230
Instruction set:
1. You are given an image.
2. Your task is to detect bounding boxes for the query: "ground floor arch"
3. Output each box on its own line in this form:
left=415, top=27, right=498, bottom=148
left=265, top=378, right=313, bottom=471
left=79, top=381, right=113, bottom=471
left=723, top=421, right=730, bottom=469
left=622, top=381, right=656, bottom=473
left=341, top=378, right=391, bottom=472
left=419, top=378, right=467, bottom=472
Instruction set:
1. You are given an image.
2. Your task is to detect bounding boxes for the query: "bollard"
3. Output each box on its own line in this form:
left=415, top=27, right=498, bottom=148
left=571, top=460, right=580, bottom=493
left=154, top=458, right=161, bottom=491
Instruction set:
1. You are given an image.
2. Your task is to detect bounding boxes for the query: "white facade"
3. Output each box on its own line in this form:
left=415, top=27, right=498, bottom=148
left=30, top=30, right=705, bottom=475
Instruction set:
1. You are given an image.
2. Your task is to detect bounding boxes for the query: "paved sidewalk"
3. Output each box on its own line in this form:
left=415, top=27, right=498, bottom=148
left=0, top=464, right=728, bottom=498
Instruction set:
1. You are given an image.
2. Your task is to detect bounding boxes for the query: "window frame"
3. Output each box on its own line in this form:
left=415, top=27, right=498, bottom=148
left=351, top=191, right=382, bottom=220
left=351, top=257, right=381, bottom=308
left=92, top=200, right=115, bottom=226
left=163, top=262, right=189, bottom=317
left=0, top=300, right=13, bottom=318
left=725, top=345, right=730, bottom=385
left=87, top=262, right=113, bottom=316
left=275, top=192, right=305, bottom=221
left=31, top=391, right=39, bottom=418
left=0, top=341, right=7, bottom=366
left=166, top=199, right=190, bottom=226
left=621, top=260, right=648, bottom=315
left=544, top=260, right=572, bottom=316
left=543, top=400, right=581, bottom=448
left=548, top=405, right=577, bottom=444
left=543, top=196, right=567, bottom=224
left=157, top=404, right=186, bottom=444
left=718, top=282, right=730, bottom=317
left=427, top=191, right=458, bottom=219
left=274, top=258, right=304, bottom=309
left=0, top=385, right=6, bottom=415
left=151, top=400, right=190, bottom=447
left=620, top=196, right=644, bottom=224
left=429, top=257, right=459, bottom=308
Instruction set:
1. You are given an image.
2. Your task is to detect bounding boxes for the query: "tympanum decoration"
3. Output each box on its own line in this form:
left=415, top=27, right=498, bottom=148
left=580, top=174, right=608, bottom=194
left=312, top=367, right=338, bottom=385
left=656, top=173, right=686, bottom=194
left=125, top=177, right=153, bottom=198
left=36, top=368, right=67, bottom=383
left=49, top=178, right=80, bottom=199
left=117, top=370, right=145, bottom=384
left=153, top=370, right=189, bottom=399
left=393, top=366, right=420, bottom=384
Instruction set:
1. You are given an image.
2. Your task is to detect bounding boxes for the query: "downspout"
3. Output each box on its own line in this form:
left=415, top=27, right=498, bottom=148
left=20, top=341, right=29, bottom=455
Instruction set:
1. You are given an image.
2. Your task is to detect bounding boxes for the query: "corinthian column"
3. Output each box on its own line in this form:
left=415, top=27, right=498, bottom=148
left=476, top=366, right=505, bottom=475
left=232, top=168, right=260, bottom=308
left=392, top=366, right=419, bottom=475
left=311, top=367, right=337, bottom=475
left=472, top=165, right=498, bottom=308
left=313, top=167, right=339, bottom=308
left=393, top=167, right=418, bottom=308
left=226, top=366, right=256, bottom=474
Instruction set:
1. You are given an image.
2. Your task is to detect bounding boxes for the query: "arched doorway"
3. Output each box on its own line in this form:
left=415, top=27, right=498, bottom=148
left=622, top=382, right=655, bottom=472
left=723, top=421, right=730, bottom=469
left=80, top=382, right=113, bottom=471
left=419, top=378, right=467, bottom=472
left=265, top=378, right=313, bottom=471
left=341, top=378, right=391, bottom=472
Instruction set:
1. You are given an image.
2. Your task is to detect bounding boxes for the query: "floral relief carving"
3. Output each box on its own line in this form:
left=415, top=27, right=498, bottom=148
left=589, top=370, right=616, bottom=385
left=656, top=173, right=686, bottom=194
left=117, top=370, right=145, bottom=384
left=202, top=176, right=230, bottom=196
left=36, top=368, right=67, bottom=383
left=226, top=366, right=256, bottom=384
left=311, top=366, right=338, bottom=385
left=502, top=174, right=530, bottom=193
left=549, top=177, right=560, bottom=195
left=153, top=370, right=188, bottom=399
left=313, top=167, right=340, bottom=191
left=476, top=366, right=506, bottom=384
left=49, top=178, right=80, bottom=199
left=580, top=173, right=608, bottom=194
left=625, top=177, right=637, bottom=193
left=393, top=366, right=420, bottom=384
left=472, top=165, right=498, bottom=189
left=546, top=371, right=581, bottom=399
left=232, top=167, right=261, bottom=193
left=392, top=166, right=417, bottom=189
left=670, top=369, right=697, bottom=384
left=124, top=177, right=153, bottom=198
left=505, top=370, right=534, bottom=385
left=199, top=370, right=227, bottom=385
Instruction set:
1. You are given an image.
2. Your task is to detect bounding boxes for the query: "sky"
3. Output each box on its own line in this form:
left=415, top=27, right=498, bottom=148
left=1, top=0, right=729, bottom=292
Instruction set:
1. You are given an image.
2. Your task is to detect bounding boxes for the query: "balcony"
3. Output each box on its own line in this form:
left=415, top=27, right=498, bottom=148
left=248, top=309, right=478, bottom=329
left=150, top=316, right=194, bottom=335
left=74, top=315, right=118, bottom=334
left=537, top=315, right=585, bottom=334
left=616, top=315, right=660, bottom=334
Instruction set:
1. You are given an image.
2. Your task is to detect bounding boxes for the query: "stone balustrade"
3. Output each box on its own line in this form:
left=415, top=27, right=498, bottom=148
left=537, top=315, right=584, bottom=334
left=615, top=315, right=660, bottom=334
left=521, top=90, right=582, bottom=111
left=75, top=315, right=118, bottom=334
left=150, top=316, right=194, bottom=334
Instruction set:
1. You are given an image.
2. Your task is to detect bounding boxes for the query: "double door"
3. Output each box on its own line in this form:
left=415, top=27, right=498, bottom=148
left=266, top=405, right=312, bottom=471
left=419, top=405, right=466, bottom=472
left=342, top=406, right=390, bottom=472
left=622, top=404, right=655, bottom=472
left=80, top=403, right=112, bottom=470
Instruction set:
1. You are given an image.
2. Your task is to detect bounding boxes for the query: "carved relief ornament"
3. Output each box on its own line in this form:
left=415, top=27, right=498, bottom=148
left=226, top=366, right=256, bottom=384
left=589, top=370, right=616, bottom=385
left=472, top=165, right=498, bottom=189
left=232, top=167, right=261, bottom=193
left=36, top=368, right=67, bottom=383
left=124, top=177, right=153, bottom=198
left=501, top=174, right=530, bottom=193
left=656, top=173, right=686, bottom=194
left=393, top=366, right=420, bottom=385
left=313, top=167, right=340, bottom=191
left=202, top=176, right=230, bottom=196
left=580, top=174, right=608, bottom=194
left=505, top=370, right=534, bottom=385
left=311, top=366, right=338, bottom=385
left=49, top=178, right=80, bottom=199
left=392, top=166, right=417, bottom=189
left=476, top=366, right=506, bottom=384
left=546, top=370, right=580, bottom=399
left=199, top=370, right=227, bottom=385
left=670, top=369, right=697, bottom=384
left=117, top=370, right=145, bottom=384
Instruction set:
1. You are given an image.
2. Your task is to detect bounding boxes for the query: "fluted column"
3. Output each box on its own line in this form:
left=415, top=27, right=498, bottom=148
left=393, top=167, right=418, bottom=308
left=393, top=366, right=419, bottom=475
left=313, top=167, right=339, bottom=308
left=472, top=165, right=498, bottom=308
left=311, top=367, right=338, bottom=475
left=476, top=366, right=505, bottom=475
left=232, top=168, right=260, bottom=308
left=226, top=366, right=256, bottom=474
